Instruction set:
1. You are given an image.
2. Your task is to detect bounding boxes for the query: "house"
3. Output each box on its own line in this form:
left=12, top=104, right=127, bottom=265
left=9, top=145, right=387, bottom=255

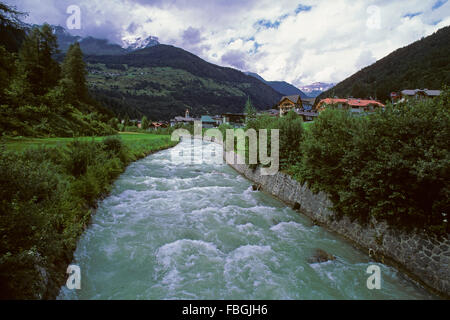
left=212, top=115, right=223, bottom=126
left=399, top=89, right=441, bottom=101
left=259, top=109, right=280, bottom=117
left=390, top=92, right=401, bottom=104
left=201, top=115, right=216, bottom=129
left=170, top=109, right=196, bottom=127
left=301, top=98, right=316, bottom=111
left=316, top=98, right=385, bottom=113
left=222, top=113, right=247, bottom=127
left=149, top=122, right=168, bottom=129
left=294, top=110, right=319, bottom=122
left=278, top=95, right=303, bottom=116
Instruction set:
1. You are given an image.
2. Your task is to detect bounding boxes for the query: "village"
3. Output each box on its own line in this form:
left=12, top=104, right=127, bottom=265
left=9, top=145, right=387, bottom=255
left=132, top=88, right=442, bottom=130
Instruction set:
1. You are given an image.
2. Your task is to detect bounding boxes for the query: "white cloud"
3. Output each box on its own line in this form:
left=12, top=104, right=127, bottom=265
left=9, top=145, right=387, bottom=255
left=7, top=0, right=450, bottom=87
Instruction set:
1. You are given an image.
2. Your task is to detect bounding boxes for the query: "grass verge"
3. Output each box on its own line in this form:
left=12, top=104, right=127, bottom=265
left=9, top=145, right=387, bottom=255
left=0, top=133, right=178, bottom=299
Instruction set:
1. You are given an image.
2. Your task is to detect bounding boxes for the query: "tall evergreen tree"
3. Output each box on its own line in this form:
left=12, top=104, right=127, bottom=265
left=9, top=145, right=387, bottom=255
left=0, top=2, right=26, bottom=52
left=17, top=23, right=60, bottom=96
left=141, top=116, right=149, bottom=130
left=244, top=96, right=257, bottom=121
left=124, top=114, right=130, bottom=128
left=61, top=42, right=88, bottom=100
left=0, top=45, right=15, bottom=101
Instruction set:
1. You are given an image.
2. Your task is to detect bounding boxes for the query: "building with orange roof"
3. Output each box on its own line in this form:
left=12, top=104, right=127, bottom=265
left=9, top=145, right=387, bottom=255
left=316, top=98, right=385, bottom=113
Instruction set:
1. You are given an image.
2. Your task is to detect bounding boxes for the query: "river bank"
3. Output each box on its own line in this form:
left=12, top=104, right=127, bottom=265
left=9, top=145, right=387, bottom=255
left=59, top=139, right=434, bottom=299
left=0, top=133, right=178, bottom=299
left=202, top=135, right=449, bottom=298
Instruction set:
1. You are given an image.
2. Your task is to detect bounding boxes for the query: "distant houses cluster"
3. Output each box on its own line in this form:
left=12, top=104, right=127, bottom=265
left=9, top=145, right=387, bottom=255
left=165, top=87, right=442, bottom=129
left=169, top=110, right=223, bottom=128
left=390, top=89, right=441, bottom=103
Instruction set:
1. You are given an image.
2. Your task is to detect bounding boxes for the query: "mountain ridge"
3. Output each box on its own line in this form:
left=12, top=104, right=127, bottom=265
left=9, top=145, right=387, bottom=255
left=245, top=72, right=309, bottom=98
left=51, top=25, right=159, bottom=55
left=317, top=26, right=450, bottom=103
left=84, top=44, right=283, bottom=120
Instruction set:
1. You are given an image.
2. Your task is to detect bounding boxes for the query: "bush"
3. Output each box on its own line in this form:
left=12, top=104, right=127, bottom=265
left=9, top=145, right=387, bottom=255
left=245, top=110, right=304, bottom=170
left=102, top=136, right=123, bottom=156
left=64, top=140, right=98, bottom=177
left=294, top=91, right=450, bottom=232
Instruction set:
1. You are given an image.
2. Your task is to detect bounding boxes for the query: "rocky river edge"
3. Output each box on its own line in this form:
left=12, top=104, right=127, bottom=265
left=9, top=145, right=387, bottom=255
left=202, top=135, right=450, bottom=299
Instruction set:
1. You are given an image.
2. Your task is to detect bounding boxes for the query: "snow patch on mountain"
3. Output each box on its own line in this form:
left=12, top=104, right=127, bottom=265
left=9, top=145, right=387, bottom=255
left=122, top=35, right=160, bottom=51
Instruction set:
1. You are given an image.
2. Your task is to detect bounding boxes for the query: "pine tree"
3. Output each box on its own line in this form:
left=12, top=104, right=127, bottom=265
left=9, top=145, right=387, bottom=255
left=0, top=45, right=15, bottom=100
left=17, top=24, right=60, bottom=96
left=0, top=2, right=27, bottom=52
left=124, top=114, right=130, bottom=128
left=0, top=2, right=24, bottom=28
left=244, top=96, right=257, bottom=121
left=141, top=116, right=149, bottom=130
left=61, top=42, right=88, bottom=100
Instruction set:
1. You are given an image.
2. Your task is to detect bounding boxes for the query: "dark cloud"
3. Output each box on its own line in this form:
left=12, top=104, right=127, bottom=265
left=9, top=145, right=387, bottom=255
left=182, top=26, right=202, bottom=45
left=127, top=22, right=139, bottom=34
left=8, top=0, right=126, bottom=43
left=221, top=50, right=247, bottom=70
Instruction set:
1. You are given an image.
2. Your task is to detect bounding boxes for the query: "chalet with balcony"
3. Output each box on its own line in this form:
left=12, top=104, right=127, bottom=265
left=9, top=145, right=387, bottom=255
left=278, top=95, right=303, bottom=116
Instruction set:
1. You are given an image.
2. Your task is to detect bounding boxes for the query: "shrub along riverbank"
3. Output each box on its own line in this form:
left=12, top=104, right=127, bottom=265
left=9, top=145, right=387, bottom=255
left=241, top=89, right=449, bottom=234
left=0, top=133, right=178, bottom=299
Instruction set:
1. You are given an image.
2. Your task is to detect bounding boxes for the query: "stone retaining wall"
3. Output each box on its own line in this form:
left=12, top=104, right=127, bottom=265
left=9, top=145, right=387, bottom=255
left=203, top=135, right=449, bottom=297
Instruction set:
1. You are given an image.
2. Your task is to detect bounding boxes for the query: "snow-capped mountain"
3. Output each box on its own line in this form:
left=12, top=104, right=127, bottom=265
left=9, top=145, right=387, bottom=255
left=300, top=82, right=335, bottom=97
left=48, top=25, right=161, bottom=55
left=122, top=35, right=160, bottom=51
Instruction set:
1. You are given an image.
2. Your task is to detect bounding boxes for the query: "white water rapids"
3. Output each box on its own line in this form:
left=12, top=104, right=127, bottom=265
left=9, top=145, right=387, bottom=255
left=58, top=140, right=435, bottom=299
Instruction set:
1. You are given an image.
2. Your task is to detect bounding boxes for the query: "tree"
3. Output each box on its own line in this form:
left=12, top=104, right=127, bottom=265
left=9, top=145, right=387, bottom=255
left=17, top=24, right=60, bottom=96
left=0, top=2, right=25, bottom=28
left=244, top=96, right=257, bottom=122
left=0, top=2, right=27, bottom=52
left=61, top=42, right=88, bottom=100
left=108, top=117, right=119, bottom=130
left=141, top=116, right=149, bottom=130
left=0, top=45, right=15, bottom=100
left=351, top=82, right=365, bottom=98
left=123, top=114, right=130, bottom=128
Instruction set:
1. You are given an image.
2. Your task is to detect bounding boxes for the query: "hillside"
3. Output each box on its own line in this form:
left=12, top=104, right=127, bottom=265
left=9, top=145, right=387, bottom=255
left=84, top=45, right=283, bottom=120
left=246, top=72, right=309, bottom=98
left=0, top=16, right=115, bottom=137
left=317, top=26, right=450, bottom=103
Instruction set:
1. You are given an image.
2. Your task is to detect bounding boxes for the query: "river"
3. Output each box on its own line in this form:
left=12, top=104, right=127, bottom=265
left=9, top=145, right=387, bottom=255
left=58, top=139, right=435, bottom=299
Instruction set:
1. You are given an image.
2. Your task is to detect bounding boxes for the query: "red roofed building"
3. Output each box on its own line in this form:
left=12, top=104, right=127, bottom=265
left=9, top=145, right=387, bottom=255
left=316, top=98, right=385, bottom=113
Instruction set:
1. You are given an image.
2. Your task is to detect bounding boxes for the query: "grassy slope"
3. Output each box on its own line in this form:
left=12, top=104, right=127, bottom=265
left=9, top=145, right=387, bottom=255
left=88, top=64, right=252, bottom=119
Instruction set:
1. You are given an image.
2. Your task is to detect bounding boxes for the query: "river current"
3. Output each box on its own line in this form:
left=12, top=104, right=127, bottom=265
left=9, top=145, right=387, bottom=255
left=58, top=140, right=435, bottom=299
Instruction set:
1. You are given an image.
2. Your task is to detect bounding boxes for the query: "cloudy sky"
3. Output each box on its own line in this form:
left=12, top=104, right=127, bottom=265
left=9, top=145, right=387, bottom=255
left=6, top=0, right=450, bottom=87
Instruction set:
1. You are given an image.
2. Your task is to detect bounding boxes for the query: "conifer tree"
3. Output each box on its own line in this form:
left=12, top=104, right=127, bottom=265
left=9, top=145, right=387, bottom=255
left=141, top=116, right=149, bottom=130
left=17, top=23, right=60, bottom=96
left=244, top=96, right=257, bottom=121
left=61, top=42, right=88, bottom=100
left=124, top=114, right=130, bottom=127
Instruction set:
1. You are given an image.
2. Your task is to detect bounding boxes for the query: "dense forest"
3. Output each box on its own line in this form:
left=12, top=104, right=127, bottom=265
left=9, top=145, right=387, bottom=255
left=0, top=4, right=115, bottom=137
left=317, top=26, right=450, bottom=103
